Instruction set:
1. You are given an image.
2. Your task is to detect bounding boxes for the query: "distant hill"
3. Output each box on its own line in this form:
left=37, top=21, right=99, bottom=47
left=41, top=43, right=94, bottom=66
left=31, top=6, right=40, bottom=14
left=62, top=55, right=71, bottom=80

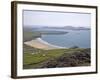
left=41, top=26, right=90, bottom=30
left=24, top=25, right=90, bottom=30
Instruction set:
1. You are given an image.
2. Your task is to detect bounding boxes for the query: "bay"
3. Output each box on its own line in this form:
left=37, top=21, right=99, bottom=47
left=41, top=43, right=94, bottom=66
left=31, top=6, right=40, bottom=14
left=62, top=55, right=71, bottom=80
left=41, top=29, right=90, bottom=48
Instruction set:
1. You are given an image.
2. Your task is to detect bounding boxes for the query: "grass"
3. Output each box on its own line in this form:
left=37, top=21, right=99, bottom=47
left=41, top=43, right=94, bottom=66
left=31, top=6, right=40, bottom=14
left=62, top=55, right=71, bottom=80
left=23, top=48, right=67, bottom=65
left=23, top=45, right=67, bottom=68
left=23, top=31, right=41, bottom=42
left=23, top=45, right=90, bottom=69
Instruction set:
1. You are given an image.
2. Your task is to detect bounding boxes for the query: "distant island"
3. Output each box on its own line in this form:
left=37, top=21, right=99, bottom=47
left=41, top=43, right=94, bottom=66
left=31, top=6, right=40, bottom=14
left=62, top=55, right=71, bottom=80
left=24, top=25, right=90, bottom=30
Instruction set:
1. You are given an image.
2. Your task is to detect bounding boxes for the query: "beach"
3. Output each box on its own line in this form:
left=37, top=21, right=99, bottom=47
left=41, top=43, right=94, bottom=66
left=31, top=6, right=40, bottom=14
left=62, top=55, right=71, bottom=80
left=24, top=38, right=65, bottom=50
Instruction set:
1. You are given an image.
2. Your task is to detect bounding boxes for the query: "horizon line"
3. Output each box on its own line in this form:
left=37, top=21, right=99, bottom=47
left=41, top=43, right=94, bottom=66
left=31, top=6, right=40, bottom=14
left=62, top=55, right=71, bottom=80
left=23, top=25, right=90, bottom=28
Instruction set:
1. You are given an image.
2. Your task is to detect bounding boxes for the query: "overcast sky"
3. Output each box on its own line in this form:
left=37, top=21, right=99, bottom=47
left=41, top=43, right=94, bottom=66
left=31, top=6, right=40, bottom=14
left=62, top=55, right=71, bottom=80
left=23, top=10, right=91, bottom=28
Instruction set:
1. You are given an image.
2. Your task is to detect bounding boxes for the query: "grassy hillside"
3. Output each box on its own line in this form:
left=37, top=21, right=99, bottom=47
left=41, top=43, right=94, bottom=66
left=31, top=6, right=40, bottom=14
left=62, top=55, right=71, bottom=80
left=23, top=46, right=90, bottom=69
left=23, top=31, right=41, bottom=42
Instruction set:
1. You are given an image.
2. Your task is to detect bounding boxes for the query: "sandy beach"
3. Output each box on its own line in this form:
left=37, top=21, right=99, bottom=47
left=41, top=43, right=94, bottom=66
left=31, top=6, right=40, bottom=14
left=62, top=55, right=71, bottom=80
left=24, top=38, right=65, bottom=50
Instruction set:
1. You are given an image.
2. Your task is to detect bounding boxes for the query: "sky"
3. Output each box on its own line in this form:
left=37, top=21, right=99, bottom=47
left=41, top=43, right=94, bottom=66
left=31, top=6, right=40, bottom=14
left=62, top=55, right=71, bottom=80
left=23, top=10, right=91, bottom=28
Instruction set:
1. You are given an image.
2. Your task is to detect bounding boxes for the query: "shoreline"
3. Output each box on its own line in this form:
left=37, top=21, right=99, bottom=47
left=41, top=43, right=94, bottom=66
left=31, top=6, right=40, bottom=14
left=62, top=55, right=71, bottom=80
left=24, top=38, right=65, bottom=50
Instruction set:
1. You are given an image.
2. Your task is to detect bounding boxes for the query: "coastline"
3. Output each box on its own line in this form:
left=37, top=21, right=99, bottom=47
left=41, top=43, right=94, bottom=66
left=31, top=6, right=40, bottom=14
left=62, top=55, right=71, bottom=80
left=24, top=38, right=65, bottom=50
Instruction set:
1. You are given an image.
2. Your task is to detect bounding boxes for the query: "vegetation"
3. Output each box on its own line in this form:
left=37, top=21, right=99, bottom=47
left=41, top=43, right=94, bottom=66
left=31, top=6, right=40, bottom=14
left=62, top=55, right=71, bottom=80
left=23, top=30, right=68, bottom=42
left=23, top=31, right=41, bottom=42
left=23, top=45, right=90, bottom=69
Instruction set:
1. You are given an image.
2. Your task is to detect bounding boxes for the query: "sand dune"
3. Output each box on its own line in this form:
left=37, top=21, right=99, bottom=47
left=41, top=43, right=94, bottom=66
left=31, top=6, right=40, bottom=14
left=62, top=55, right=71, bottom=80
left=24, top=38, right=65, bottom=50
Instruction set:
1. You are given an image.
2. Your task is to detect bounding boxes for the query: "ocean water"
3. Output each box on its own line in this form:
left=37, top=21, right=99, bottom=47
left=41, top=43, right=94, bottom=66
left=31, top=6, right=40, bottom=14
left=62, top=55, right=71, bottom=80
left=41, top=30, right=91, bottom=48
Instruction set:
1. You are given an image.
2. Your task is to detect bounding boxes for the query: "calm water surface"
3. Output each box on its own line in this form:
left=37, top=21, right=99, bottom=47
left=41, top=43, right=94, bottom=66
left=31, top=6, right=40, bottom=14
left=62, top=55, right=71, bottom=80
left=41, top=30, right=90, bottom=48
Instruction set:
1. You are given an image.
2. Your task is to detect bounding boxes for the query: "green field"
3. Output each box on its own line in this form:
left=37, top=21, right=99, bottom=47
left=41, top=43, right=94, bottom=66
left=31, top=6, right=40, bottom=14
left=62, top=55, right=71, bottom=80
left=23, top=45, right=90, bottom=69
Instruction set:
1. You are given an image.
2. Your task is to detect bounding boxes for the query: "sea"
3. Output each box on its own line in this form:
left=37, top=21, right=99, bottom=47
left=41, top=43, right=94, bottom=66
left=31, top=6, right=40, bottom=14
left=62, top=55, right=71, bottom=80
left=32, top=29, right=91, bottom=48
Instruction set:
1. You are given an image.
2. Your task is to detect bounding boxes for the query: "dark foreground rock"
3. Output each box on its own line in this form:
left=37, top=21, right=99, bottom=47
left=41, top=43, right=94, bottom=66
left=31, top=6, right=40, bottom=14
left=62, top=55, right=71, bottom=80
left=38, top=48, right=91, bottom=68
